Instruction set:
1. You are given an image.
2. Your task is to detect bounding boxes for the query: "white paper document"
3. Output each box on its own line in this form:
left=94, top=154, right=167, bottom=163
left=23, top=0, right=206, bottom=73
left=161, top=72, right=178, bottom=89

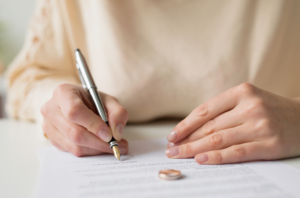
left=34, top=139, right=300, bottom=198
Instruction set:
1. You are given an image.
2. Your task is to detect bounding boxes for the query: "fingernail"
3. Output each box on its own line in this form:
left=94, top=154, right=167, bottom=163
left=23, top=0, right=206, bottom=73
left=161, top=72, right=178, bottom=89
left=167, top=130, right=178, bottom=142
left=165, top=146, right=180, bottom=158
left=167, top=142, right=178, bottom=148
left=195, top=154, right=209, bottom=163
left=119, top=146, right=128, bottom=154
left=115, top=123, right=124, bottom=141
left=98, top=129, right=112, bottom=142
left=167, top=143, right=174, bottom=148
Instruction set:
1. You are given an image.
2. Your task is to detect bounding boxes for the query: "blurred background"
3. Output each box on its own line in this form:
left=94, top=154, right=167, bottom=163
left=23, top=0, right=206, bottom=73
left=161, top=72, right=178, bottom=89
left=0, top=0, right=36, bottom=118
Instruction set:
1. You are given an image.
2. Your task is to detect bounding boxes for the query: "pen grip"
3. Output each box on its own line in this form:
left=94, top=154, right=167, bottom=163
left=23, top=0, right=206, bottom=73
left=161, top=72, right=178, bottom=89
left=88, top=89, right=116, bottom=143
left=88, top=88, right=108, bottom=122
left=106, top=121, right=117, bottom=143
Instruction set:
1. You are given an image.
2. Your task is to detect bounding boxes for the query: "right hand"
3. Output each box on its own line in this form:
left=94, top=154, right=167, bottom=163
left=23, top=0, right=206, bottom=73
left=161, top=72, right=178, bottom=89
left=41, top=83, right=129, bottom=157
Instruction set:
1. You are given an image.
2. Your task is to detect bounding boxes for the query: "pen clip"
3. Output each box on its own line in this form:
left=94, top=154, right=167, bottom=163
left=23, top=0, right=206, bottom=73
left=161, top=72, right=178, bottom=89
left=76, top=63, right=87, bottom=89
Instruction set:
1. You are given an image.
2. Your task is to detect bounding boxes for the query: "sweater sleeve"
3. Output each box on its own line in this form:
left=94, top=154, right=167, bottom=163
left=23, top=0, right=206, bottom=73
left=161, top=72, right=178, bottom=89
left=5, top=0, right=79, bottom=123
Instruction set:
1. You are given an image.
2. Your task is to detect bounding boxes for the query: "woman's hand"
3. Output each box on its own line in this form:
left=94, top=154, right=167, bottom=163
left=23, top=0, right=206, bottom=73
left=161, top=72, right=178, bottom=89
left=166, top=83, right=300, bottom=164
left=41, top=83, right=129, bottom=157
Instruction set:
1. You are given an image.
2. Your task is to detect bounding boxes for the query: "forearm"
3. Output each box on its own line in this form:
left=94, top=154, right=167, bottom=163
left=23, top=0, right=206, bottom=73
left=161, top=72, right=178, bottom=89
left=6, top=70, right=79, bottom=123
left=5, top=0, right=80, bottom=122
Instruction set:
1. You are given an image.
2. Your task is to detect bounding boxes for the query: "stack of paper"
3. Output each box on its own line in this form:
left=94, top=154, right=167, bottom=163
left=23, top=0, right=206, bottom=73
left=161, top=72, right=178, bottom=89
left=34, top=139, right=300, bottom=198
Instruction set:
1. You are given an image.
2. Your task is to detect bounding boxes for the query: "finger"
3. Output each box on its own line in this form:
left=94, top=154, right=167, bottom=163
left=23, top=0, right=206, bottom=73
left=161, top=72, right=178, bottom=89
left=166, top=125, right=248, bottom=159
left=49, top=140, right=67, bottom=152
left=45, top=121, right=128, bottom=156
left=167, top=86, right=242, bottom=143
left=43, top=107, right=128, bottom=153
left=102, top=94, right=129, bottom=141
left=195, top=142, right=265, bottom=165
left=53, top=104, right=129, bottom=153
left=47, top=103, right=115, bottom=153
left=43, top=120, right=105, bottom=156
left=168, top=108, right=244, bottom=147
left=43, top=101, right=129, bottom=154
left=54, top=84, right=112, bottom=142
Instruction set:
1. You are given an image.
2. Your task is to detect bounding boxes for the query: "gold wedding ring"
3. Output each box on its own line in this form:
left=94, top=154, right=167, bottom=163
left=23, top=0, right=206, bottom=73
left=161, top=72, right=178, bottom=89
left=159, top=169, right=182, bottom=180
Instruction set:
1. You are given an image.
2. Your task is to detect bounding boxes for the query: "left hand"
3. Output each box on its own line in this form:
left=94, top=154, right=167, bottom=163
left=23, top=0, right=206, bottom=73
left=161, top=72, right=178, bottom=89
left=165, top=83, right=300, bottom=164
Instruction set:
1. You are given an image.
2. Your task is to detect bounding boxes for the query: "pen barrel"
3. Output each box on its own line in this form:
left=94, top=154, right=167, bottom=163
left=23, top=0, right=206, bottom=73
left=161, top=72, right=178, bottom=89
left=75, top=49, right=118, bottom=149
left=75, top=49, right=96, bottom=89
left=88, top=87, right=108, bottom=123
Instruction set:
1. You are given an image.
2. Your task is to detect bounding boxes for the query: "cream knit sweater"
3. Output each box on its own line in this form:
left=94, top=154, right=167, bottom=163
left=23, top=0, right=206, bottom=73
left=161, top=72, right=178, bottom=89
left=6, top=0, right=300, bottom=123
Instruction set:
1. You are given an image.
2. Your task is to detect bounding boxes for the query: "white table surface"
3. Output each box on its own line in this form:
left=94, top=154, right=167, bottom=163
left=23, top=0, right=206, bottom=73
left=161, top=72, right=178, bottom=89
left=1, top=118, right=300, bottom=198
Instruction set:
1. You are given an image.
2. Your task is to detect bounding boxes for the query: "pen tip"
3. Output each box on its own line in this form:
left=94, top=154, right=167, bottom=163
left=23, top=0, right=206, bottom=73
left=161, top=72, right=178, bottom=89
left=112, top=146, right=121, bottom=161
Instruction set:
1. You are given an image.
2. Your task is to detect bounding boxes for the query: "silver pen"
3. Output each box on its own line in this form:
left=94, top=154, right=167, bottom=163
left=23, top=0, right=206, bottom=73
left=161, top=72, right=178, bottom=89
left=75, top=49, right=120, bottom=160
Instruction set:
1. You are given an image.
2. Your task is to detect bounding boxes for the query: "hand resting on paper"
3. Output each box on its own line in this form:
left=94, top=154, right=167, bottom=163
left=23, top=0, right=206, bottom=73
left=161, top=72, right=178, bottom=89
left=166, top=83, right=300, bottom=164
left=41, top=84, right=129, bottom=156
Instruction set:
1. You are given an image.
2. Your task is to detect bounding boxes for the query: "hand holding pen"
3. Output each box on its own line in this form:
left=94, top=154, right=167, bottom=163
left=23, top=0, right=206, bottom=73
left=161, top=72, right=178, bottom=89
left=75, top=49, right=122, bottom=160
left=40, top=51, right=129, bottom=158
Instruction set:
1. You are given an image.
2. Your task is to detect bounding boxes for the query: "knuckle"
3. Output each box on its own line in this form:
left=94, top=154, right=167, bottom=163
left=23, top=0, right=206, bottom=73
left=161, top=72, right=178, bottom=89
left=252, top=99, right=266, bottom=110
left=213, top=152, right=223, bottom=164
left=54, top=84, right=70, bottom=96
left=266, top=137, right=283, bottom=154
left=196, top=103, right=209, bottom=116
left=233, top=146, right=246, bottom=159
left=203, top=120, right=215, bottom=135
left=244, top=103, right=256, bottom=115
left=68, top=128, right=84, bottom=144
left=65, top=100, right=83, bottom=121
left=86, top=120, right=97, bottom=132
left=116, top=107, right=129, bottom=120
left=209, top=133, right=223, bottom=148
left=237, top=83, right=255, bottom=96
left=244, top=99, right=266, bottom=115
left=184, top=135, right=194, bottom=144
left=182, top=144, right=193, bottom=156
left=178, top=120, right=189, bottom=132
left=70, top=146, right=84, bottom=157
left=255, top=119, right=272, bottom=134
